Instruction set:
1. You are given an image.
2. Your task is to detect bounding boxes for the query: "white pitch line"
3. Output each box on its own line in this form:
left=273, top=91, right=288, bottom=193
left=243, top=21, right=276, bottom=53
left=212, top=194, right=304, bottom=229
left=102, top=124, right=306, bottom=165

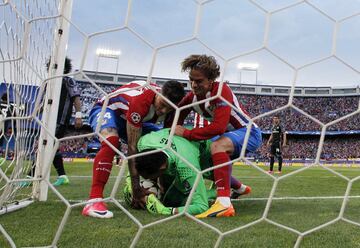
left=54, top=195, right=360, bottom=204
left=233, top=195, right=360, bottom=201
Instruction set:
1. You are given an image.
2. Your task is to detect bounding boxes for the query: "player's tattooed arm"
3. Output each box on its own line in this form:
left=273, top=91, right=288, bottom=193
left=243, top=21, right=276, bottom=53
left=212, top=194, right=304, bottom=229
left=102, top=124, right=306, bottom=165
left=126, top=122, right=146, bottom=209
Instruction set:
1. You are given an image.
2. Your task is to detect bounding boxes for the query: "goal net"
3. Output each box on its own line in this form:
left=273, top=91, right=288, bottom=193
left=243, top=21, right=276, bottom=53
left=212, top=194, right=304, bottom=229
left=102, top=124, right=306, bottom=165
left=0, top=0, right=69, bottom=212
left=0, top=0, right=359, bottom=247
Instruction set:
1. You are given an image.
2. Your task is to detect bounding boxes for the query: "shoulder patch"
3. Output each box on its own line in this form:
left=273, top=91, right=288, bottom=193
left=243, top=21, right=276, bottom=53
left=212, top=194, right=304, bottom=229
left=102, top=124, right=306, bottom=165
left=130, top=112, right=141, bottom=124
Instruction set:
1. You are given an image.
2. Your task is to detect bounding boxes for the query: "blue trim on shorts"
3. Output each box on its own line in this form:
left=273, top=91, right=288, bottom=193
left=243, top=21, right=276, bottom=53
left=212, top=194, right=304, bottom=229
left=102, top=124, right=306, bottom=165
left=89, top=106, right=161, bottom=143
left=211, top=126, right=262, bottom=158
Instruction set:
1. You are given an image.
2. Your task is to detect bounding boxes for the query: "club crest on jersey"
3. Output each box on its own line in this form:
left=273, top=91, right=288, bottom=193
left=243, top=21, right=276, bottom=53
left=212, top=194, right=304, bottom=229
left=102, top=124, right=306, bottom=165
left=130, top=112, right=141, bottom=123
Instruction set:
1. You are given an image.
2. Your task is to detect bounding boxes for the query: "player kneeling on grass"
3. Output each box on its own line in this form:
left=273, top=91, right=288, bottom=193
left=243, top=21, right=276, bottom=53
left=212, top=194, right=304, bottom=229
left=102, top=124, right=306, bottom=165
left=82, top=80, right=184, bottom=219
left=124, top=129, right=251, bottom=216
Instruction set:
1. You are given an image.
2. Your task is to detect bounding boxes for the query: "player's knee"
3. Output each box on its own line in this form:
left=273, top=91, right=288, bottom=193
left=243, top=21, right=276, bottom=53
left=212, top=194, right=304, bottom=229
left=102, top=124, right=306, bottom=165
left=100, top=127, right=118, bottom=139
left=98, top=136, right=120, bottom=158
left=210, top=138, right=233, bottom=154
left=210, top=141, right=222, bottom=154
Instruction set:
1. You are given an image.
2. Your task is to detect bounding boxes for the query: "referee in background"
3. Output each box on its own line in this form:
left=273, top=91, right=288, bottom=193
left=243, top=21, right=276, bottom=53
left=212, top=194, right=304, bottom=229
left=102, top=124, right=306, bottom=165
left=267, top=115, right=287, bottom=174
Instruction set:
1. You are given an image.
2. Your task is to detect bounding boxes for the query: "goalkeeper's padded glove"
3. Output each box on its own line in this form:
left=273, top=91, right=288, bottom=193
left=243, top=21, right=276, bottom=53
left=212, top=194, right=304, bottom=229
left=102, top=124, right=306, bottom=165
left=146, top=194, right=172, bottom=215
left=123, top=176, right=132, bottom=206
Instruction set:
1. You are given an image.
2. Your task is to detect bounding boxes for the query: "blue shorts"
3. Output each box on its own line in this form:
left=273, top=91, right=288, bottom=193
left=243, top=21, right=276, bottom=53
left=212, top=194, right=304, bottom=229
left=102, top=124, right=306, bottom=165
left=89, top=106, right=161, bottom=143
left=211, top=126, right=262, bottom=158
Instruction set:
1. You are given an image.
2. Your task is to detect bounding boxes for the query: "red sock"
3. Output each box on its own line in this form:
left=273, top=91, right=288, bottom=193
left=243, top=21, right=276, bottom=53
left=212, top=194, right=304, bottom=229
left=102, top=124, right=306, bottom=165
left=231, top=176, right=242, bottom=190
left=212, top=152, right=231, bottom=197
left=89, top=136, right=119, bottom=199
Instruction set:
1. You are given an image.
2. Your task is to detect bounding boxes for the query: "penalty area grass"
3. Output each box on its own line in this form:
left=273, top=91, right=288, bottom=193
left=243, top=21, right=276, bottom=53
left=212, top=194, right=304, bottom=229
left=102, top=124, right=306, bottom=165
left=1, top=162, right=360, bottom=247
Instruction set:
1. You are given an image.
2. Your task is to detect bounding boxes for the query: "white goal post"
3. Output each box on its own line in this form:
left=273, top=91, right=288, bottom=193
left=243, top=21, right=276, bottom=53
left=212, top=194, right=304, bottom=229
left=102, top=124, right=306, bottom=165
left=0, top=0, right=73, bottom=211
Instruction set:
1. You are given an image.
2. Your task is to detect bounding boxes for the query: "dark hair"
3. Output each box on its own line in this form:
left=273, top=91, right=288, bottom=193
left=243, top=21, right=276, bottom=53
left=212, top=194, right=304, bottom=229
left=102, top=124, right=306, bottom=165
left=181, top=54, right=220, bottom=81
left=135, top=150, right=168, bottom=177
left=162, top=80, right=185, bottom=104
left=46, top=57, right=72, bottom=74
left=1, top=93, right=7, bottom=102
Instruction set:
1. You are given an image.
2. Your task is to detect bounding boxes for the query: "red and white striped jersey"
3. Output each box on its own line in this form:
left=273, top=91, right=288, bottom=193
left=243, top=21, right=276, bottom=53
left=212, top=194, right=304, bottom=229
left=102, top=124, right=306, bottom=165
left=178, top=81, right=252, bottom=140
left=95, top=81, right=164, bottom=127
left=193, top=112, right=210, bottom=128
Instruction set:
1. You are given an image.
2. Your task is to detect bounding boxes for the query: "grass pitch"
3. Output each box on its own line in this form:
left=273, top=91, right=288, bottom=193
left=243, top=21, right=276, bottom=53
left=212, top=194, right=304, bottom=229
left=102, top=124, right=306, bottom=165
left=1, top=162, right=360, bottom=247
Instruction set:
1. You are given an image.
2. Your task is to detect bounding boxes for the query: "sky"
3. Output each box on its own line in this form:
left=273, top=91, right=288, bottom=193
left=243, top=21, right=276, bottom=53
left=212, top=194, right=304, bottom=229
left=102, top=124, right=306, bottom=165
left=65, top=0, right=360, bottom=88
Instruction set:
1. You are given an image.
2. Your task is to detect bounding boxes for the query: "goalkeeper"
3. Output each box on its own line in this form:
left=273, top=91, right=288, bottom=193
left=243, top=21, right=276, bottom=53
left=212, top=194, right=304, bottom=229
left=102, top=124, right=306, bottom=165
left=125, top=128, right=250, bottom=216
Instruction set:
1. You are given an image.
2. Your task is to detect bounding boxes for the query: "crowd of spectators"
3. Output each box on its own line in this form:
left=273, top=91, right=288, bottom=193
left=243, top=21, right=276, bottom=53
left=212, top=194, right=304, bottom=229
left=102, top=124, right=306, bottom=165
left=77, top=81, right=359, bottom=132
left=257, top=137, right=360, bottom=160
left=240, top=95, right=359, bottom=131
left=78, top=81, right=117, bottom=120
left=1, top=81, right=357, bottom=161
left=58, top=132, right=360, bottom=160
left=59, top=138, right=87, bottom=154
left=57, top=129, right=130, bottom=158
left=39, top=81, right=360, bottom=160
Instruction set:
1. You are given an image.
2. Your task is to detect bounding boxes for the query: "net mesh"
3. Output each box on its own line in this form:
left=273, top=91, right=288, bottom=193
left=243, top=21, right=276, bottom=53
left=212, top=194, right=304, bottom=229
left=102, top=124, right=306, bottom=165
left=0, top=0, right=61, bottom=207
left=0, top=0, right=359, bottom=247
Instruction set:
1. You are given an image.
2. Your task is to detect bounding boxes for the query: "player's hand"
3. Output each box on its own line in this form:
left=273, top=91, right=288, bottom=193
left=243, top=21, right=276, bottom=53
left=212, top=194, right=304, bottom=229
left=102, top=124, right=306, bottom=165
left=74, top=117, right=83, bottom=129
left=174, top=125, right=186, bottom=137
left=131, top=186, right=149, bottom=209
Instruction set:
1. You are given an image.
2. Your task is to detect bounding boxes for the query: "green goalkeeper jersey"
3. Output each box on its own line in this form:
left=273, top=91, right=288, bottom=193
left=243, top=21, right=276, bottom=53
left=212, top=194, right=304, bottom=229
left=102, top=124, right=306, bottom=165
left=137, top=128, right=212, bottom=215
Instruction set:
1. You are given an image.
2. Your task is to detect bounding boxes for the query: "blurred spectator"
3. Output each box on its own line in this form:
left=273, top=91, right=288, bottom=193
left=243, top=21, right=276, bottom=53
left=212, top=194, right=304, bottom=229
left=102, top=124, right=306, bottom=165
left=257, top=137, right=360, bottom=160
left=238, top=95, right=359, bottom=132
left=56, top=81, right=360, bottom=160
left=77, top=81, right=359, bottom=132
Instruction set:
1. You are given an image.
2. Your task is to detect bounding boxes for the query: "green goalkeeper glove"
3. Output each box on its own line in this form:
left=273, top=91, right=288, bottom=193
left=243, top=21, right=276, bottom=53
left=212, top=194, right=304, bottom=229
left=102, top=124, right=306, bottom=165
left=146, top=194, right=172, bottom=215
left=123, top=176, right=132, bottom=206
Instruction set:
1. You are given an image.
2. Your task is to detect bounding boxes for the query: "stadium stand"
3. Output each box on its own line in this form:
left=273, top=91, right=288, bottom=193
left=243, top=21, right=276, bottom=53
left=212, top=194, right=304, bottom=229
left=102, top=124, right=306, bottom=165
left=241, top=95, right=359, bottom=131
left=2, top=71, right=359, bottom=162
